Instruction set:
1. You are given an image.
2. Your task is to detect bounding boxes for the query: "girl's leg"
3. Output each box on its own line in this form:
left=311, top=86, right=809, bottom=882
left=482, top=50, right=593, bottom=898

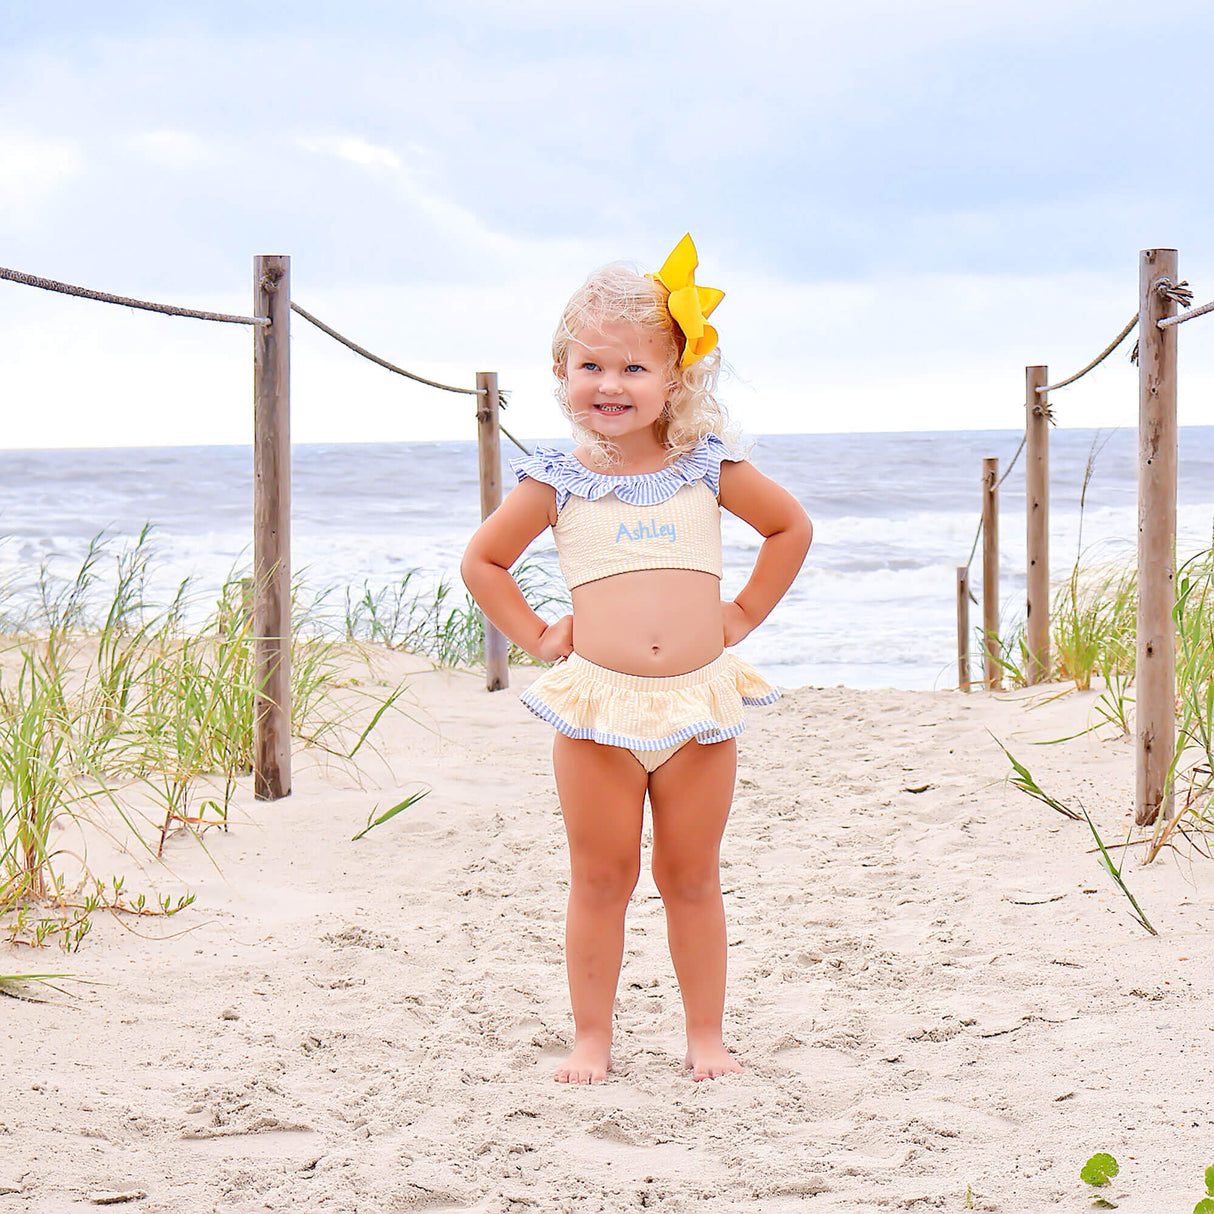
left=552, top=733, right=647, bottom=1083
left=648, top=737, right=742, bottom=1080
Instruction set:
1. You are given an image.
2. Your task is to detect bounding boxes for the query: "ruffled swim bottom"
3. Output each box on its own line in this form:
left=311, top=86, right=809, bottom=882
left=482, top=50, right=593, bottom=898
left=520, top=651, right=779, bottom=772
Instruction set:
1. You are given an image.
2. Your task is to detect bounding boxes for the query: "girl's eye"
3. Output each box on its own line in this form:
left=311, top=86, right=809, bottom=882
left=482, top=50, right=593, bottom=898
left=626, top=364, right=645, bottom=374
left=581, top=362, right=600, bottom=372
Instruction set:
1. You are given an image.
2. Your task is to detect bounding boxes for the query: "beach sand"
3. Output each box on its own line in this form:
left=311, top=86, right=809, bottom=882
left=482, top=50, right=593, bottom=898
left=4, top=652, right=1213, bottom=1212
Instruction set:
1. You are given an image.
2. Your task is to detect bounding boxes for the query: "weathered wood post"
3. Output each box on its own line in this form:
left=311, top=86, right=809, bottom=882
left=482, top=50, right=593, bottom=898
left=253, top=254, right=291, bottom=801
left=476, top=371, right=509, bottom=691
left=982, top=457, right=1001, bottom=690
left=956, top=565, right=971, bottom=691
left=1136, top=248, right=1179, bottom=825
left=1025, top=365, right=1051, bottom=684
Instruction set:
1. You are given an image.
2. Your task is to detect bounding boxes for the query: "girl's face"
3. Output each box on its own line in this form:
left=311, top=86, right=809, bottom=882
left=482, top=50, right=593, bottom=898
left=559, top=321, right=675, bottom=442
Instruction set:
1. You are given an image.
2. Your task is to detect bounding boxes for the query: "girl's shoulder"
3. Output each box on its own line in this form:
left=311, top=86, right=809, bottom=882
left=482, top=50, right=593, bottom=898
left=511, top=435, right=744, bottom=509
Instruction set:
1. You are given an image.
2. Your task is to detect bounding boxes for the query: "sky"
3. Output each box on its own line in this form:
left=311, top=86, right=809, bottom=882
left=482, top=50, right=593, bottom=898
left=3, top=0, right=1214, bottom=449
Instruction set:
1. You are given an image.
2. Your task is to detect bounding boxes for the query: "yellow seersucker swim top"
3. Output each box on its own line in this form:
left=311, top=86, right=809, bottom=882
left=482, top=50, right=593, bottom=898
left=511, top=434, right=743, bottom=590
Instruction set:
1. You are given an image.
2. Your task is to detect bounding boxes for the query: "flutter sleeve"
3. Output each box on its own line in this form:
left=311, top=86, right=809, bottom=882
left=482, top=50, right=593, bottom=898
left=510, top=446, right=574, bottom=511
left=689, top=433, right=747, bottom=498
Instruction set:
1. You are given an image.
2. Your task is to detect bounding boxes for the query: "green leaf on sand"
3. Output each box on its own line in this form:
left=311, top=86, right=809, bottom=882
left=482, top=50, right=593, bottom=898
left=992, top=736, right=1083, bottom=820
left=0, top=973, right=74, bottom=1001
left=1206, top=1165, right=1214, bottom=1197
left=1081, top=808, right=1158, bottom=936
left=1081, top=1153, right=1119, bottom=1186
left=351, top=787, right=430, bottom=841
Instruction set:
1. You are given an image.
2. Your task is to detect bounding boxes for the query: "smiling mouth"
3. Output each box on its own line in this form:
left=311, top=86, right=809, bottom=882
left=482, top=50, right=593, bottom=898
left=594, top=403, right=630, bottom=414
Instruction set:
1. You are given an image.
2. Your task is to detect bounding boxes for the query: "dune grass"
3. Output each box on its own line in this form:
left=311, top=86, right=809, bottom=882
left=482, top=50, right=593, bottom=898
left=999, top=544, right=1214, bottom=756
left=1146, top=546, right=1214, bottom=861
left=340, top=557, right=566, bottom=667
left=995, top=540, right=1214, bottom=877
left=0, top=530, right=471, bottom=950
left=2, top=529, right=568, bottom=949
left=988, top=430, right=1214, bottom=875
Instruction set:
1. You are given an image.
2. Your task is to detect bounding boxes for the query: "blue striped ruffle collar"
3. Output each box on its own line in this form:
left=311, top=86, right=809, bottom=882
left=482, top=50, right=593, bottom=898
left=511, top=434, right=739, bottom=510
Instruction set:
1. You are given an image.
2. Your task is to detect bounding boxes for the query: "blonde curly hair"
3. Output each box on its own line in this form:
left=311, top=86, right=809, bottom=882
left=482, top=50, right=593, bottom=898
left=551, top=261, right=740, bottom=468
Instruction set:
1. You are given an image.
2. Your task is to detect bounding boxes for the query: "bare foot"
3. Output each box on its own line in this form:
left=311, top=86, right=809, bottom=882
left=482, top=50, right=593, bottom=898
left=554, top=1036, right=612, bottom=1084
left=684, top=1038, right=743, bottom=1081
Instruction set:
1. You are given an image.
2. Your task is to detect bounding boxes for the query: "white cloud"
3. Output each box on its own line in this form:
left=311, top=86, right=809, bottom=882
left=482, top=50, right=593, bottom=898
left=296, top=134, right=513, bottom=257
left=295, top=132, right=606, bottom=277
left=301, top=134, right=403, bottom=172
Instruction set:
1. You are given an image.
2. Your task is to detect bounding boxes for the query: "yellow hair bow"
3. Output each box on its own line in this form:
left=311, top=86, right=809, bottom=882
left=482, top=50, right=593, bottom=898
left=650, top=233, right=725, bottom=367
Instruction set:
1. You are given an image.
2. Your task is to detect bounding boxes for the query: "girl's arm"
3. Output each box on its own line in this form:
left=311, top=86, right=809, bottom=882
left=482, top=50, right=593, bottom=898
left=717, top=459, right=813, bottom=646
left=461, top=478, right=574, bottom=662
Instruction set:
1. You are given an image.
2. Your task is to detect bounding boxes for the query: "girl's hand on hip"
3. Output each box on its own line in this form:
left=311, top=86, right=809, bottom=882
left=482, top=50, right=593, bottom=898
left=537, top=614, right=575, bottom=662
left=721, top=600, right=754, bottom=647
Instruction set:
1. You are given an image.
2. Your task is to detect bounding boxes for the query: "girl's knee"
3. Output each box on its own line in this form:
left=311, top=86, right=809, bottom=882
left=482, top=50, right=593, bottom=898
left=571, top=861, right=640, bottom=906
left=651, top=860, right=721, bottom=906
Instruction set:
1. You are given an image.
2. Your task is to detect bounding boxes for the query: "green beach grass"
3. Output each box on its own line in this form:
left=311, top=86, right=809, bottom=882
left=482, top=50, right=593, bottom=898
left=0, top=530, right=568, bottom=950
left=996, top=541, right=1214, bottom=880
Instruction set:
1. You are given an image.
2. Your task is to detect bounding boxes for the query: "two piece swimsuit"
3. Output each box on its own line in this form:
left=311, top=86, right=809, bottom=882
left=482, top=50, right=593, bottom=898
left=512, top=434, right=778, bottom=773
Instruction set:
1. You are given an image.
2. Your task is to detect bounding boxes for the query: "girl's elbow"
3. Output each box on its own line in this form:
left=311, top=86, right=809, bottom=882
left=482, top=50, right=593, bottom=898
left=460, top=549, right=486, bottom=595
left=786, top=508, right=813, bottom=554
left=461, top=549, right=510, bottom=603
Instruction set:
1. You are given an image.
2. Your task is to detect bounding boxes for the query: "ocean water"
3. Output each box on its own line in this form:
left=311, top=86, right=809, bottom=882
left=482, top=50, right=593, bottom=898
left=2, top=428, right=1213, bottom=689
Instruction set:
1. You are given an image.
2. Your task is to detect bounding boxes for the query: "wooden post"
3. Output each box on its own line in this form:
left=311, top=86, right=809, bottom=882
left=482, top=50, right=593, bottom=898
left=253, top=254, right=291, bottom=801
left=476, top=371, right=509, bottom=692
left=982, top=457, right=1001, bottom=690
left=956, top=565, right=971, bottom=691
left=1025, top=365, right=1051, bottom=684
left=1135, top=248, right=1179, bottom=825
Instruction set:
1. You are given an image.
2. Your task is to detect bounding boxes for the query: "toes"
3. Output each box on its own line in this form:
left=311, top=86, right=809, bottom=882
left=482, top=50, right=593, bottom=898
left=688, top=1055, right=743, bottom=1081
left=554, top=1064, right=606, bottom=1083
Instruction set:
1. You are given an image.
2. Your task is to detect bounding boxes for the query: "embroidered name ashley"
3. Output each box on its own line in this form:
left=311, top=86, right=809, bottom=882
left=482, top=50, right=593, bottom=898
left=616, top=518, right=677, bottom=544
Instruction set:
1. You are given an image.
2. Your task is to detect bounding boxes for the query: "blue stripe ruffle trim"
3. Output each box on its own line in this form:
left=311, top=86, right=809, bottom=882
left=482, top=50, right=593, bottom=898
left=511, top=434, right=741, bottom=511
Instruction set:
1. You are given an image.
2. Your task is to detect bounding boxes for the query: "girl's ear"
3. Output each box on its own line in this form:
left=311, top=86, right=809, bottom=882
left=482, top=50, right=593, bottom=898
left=553, top=360, right=566, bottom=380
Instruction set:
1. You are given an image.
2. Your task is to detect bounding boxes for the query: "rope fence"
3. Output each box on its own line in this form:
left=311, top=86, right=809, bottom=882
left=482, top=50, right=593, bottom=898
left=959, top=275, right=1207, bottom=641
left=962, top=429, right=1026, bottom=574
left=0, top=264, right=268, bottom=326
left=1159, top=296, right=1214, bottom=330
left=1, top=252, right=538, bottom=795
left=288, top=301, right=478, bottom=395
left=957, top=247, right=1214, bottom=829
left=956, top=303, right=1165, bottom=679
left=1035, top=314, right=1138, bottom=394
left=498, top=421, right=531, bottom=456
left=958, top=286, right=1193, bottom=688
left=0, top=262, right=532, bottom=454
left=289, top=300, right=531, bottom=455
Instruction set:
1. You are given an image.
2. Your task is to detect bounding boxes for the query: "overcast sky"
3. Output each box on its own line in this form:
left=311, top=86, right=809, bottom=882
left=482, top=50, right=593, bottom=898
left=3, top=0, right=1213, bottom=449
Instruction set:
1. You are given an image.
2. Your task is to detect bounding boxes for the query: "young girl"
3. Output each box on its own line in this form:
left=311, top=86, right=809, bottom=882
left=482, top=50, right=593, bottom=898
left=461, top=236, right=812, bottom=1083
